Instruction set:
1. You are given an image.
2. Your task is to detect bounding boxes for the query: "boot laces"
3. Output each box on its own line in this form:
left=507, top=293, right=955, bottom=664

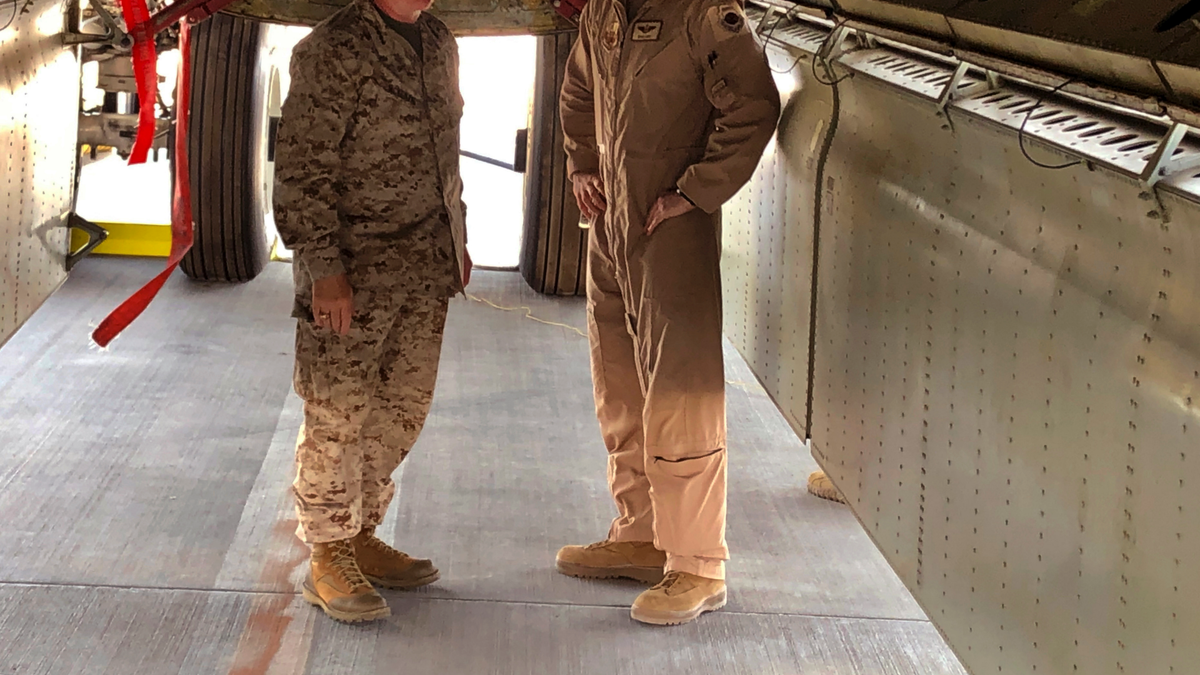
left=361, top=530, right=409, bottom=560
left=653, top=571, right=690, bottom=595
left=328, top=540, right=371, bottom=590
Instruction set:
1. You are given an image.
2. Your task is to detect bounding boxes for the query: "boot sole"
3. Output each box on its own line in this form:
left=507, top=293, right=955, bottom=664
left=556, top=560, right=665, bottom=585
left=807, top=475, right=848, bottom=504
left=302, top=582, right=391, bottom=623
left=365, top=570, right=441, bottom=590
left=630, top=589, right=728, bottom=626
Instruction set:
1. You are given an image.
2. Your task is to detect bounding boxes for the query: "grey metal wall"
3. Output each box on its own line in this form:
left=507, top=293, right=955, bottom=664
left=0, top=0, right=78, bottom=347
left=721, top=53, right=829, bottom=438
left=724, top=14, right=1200, bottom=675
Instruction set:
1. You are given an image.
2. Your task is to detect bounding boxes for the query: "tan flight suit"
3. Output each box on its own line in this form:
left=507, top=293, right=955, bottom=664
left=561, top=0, right=780, bottom=579
left=273, top=0, right=466, bottom=544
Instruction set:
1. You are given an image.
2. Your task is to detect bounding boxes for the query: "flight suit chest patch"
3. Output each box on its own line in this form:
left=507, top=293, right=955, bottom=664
left=631, top=20, right=662, bottom=41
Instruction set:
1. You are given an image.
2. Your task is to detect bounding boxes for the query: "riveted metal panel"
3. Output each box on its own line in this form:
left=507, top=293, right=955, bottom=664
left=1, top=1, right=79, bottom=347
left=725, top=11, right=1200, bottom=675
left=809, top=63, right=1200, bottom=675
left=722, top=52, right=829, bottom=438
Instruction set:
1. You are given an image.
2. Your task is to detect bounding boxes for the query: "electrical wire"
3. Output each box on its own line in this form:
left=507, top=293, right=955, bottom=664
left=803, top=59, right=841, bottom=441
left=752, top=6, right=852, bottom=437
left=761, top=8, right=804, bottom=75
left=1, top=0, right=21, bottom=32
left=1018, top=78, right=1082, bottom=170
left=465, top=294, right=587, bottom=338
left=810, top=20, right=853, bottom=87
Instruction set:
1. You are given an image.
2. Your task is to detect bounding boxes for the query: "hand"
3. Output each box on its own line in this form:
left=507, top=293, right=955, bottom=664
left=646, top=191, right=697, bottom=234
left=312, top=274, right=354, bottom=336
left=572, top=173, right=607, bottom=222
left=462, top=249, right=473, bottom=288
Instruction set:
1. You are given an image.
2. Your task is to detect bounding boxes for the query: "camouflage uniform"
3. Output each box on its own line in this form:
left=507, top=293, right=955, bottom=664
left=273, top=0, right=465, bottom=544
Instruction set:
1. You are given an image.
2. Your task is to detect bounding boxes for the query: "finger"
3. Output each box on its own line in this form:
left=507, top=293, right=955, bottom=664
left=590, top=183, right=607, bottom=207
left=582, top=192, right=601, bottom=219
left=587, top=194, right=604, bottom=218
left=335, top=306, right=351, bottom=336
left=646, top=207, right=661, bottom=233
left=582, top=185, right=599, bottom=209
left=576, top=188, right=596, bottom=219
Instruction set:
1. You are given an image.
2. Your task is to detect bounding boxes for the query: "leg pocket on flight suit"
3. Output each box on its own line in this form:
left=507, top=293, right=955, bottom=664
left=652, top=448, right=725, bottom=480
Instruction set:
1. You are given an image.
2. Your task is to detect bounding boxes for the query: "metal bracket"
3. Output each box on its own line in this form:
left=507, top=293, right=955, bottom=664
left=812, top=24, right=853, bottom=83
left=66, top=213, right=109, bottom=272
left=459, top=129, right=529, bottom=173
left=936, top=62, right=995, bottom=115
left=1140, top=122, right=1200, bottom=187
left=755, top=4, right=781, bottom=37
left=816, top=24, right=853, bottom=64
left=63, top=0, right=132, bottom=48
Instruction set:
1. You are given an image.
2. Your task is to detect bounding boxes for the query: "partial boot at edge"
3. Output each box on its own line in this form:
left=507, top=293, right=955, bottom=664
left=354, top=526, right=440, bottom=590
left=556, top=540, right=666, bottom=584
left=630, top=571, right=727, bottom=626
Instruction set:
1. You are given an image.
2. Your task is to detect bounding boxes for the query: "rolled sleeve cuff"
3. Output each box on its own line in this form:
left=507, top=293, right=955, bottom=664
left=676, top=175, right=727, bottom=215
left=567, top=148, right=602, bottom=179
left=299, top=247, right=346, bottom=281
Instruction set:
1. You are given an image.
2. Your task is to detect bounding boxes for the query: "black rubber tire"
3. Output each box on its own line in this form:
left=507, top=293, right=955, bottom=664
left=520, top=34, right=587, bottom=297
left=180, top=14, right=272, bottom=282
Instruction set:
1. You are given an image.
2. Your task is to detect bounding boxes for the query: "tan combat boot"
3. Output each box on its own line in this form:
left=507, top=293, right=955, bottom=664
left=630, top=571, right=727, bottom=626
left=556, top=540, right=666, bottom=584
left=353, top=526, right=440, bottom=590
left=302, top=539, right=390, bottom=623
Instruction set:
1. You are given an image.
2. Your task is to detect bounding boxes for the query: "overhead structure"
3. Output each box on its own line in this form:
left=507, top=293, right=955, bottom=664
left=223, top=0, right=578, bottom=34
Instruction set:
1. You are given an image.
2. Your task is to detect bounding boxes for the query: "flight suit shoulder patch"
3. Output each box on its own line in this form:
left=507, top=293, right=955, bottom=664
left=717, top=5, right=745, bottom=33
left=603, top=20, right=621, bottom=49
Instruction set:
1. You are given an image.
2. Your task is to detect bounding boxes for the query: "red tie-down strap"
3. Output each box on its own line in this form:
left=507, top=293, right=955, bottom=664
left=115, top=0, right=158, bottom=164
left=552, top=0, right=589, bottom=25
left=91, top=20, right=194, bottom=347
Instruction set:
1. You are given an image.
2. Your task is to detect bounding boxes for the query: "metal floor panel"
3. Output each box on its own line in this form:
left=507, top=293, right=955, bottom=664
left=0, top=258, right=962, bottom=673
left=0, top=584, right=959, bottom=675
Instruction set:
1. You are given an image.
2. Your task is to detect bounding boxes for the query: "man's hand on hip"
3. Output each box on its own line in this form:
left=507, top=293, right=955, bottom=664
left=463, top=249, right=473, bottom=288
left=312, top=274, right=354, bottom=336
left=646, top=191, right=697, bottom=234
left=572, top=173, right=607, bottom=222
